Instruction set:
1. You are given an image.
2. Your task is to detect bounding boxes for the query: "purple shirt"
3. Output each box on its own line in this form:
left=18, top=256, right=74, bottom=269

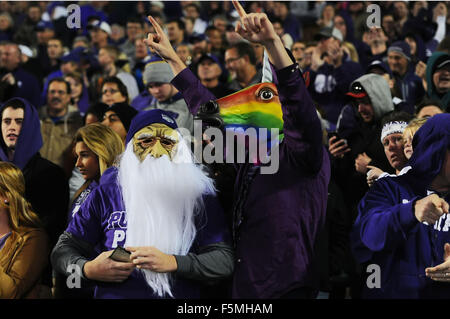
left=172, top=65, right=331, bottom=298
left=66, top=167, right=229, bottom=299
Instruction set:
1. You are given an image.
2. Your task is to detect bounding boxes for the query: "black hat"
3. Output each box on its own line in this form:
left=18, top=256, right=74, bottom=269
left=107, top=103, right=138, bottom=131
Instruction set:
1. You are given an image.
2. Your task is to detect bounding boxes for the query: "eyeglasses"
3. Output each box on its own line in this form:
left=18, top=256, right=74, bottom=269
left=225, top=56, right=242, bottom=65
left=102, top=88, right=119, bottom=95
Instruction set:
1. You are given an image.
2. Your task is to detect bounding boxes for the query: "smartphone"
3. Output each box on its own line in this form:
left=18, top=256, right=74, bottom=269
left=109, top=246, right=131, bottom=262
left=328, top=131, right=340, bottom=140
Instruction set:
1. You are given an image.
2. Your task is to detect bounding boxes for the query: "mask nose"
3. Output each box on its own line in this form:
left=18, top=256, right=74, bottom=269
left=149, top=141, right=169, bottom=160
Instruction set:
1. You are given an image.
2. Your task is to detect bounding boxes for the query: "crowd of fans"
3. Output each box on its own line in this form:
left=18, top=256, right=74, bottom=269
left=0, top=0, right=449, bottom=299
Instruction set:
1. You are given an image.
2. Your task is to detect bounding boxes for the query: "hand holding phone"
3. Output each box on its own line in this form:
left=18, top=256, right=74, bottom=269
left=109, top=246, right=132, bottom=263
left=328, top=132, right=350, bottom=158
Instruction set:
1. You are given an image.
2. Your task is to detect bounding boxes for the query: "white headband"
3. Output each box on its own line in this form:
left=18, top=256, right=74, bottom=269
left=381, top=121, right=408, bottom=143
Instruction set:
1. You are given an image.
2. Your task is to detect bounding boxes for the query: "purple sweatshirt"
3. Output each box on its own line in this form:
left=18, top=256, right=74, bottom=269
left=66, top=167, right=230, bottom=299
left=172, top=64, right=331, bottom=298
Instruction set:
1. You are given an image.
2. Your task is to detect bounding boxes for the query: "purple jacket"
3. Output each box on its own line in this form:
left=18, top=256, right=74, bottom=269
left=172, top=65, right=331, bottom=298
left=66, top=167, right=230, bottom=299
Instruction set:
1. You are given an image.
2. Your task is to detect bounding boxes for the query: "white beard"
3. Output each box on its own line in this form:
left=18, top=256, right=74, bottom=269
left=118, top=136, right=215, bottom=297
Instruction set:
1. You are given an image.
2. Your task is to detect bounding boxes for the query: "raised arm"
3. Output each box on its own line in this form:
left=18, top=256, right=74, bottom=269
left=232, top=0, right=324, bottom=171
left=144, top=16, right=216, bottom=114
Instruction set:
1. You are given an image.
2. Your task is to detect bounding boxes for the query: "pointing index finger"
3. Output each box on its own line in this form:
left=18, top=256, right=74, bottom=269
left=232, top=0, right=247, bottom=18
left=148, top=15, right=163, bottom=34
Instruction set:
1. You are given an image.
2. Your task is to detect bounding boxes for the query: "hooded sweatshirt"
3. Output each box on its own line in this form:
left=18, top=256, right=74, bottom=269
left=0, top=98, right=42, bottom=169
left=333, top=74, right=395, bottom=218
left=425, top=52, right=450, bottom=111
left=0, top=97, right=69, bottom=286
left=351, top=113, right=450, bottom=299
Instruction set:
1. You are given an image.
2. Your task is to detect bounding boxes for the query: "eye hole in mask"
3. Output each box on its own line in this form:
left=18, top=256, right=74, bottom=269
left=258, top=87, right=275, bottom=101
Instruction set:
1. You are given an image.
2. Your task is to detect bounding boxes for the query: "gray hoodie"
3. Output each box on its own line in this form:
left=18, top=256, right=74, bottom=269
left=353, top=74, right=394, bottom=121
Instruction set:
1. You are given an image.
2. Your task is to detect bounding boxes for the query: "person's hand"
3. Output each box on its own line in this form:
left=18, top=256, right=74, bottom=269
left=1, top=73, right=16, bottom=86
left=144, top=15, right=180, bottom=63
left=83, top=250, right=135, bottom=282
left=366, top=165, right=384, bottom=187
left=354, top=152, right=372, bottom=174
left=328, top=135, right=350, bottom=158
left=426, top=243, right=450, bottom=282
left=414, top=194, right=449, bottom=225
left=127, top=246, right=177, bottom=273
left=415, top=61, right=427, bottom=80
left=327, top=40, right=343, bottom=68
left=232, top=0, right=278, bottom=46
left=311, top=46, right=324, bottom=72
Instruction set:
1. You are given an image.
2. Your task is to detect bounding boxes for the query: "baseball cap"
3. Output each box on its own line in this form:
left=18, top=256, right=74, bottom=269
left=314, top=27, right=343, bottom=42
left=87, top=20, right=111, bottom=35
left=346, top=81, right=368, bottom=99
left=35, top=20, right=54, bottom=31
left=434, top=54, right=450, bottom=71
left=366, top=60, right=392, bottom=77
left=197, top=53, right=226, bottom=76
left=19, top=45, right=33, bottom=58
left=388, top=41, right=411, bottom=61
left=60, top=47, right=85, bottom=64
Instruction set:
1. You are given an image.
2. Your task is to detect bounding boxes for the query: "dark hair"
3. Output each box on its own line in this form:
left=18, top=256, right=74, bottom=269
left=48, top=37, right=63, bottom=45
left=1, top=98, right=25, bottom=119
left=83, top=102, right=109, bottom=125
left=228, top=41, right=257, bottom=65
left=436, top=36, right=450, bottom=54
left=166, top=19, right=185, bottom=31
left=381, top=110, right=414, bottom=128
left=101, top=76, right=129, bottom=99
left=414, top=98, right=444, bottom=115
left=48, top=77, right=71, bottom=95
left=205, top=25, right=219, bottom=34
left=126, top=16, right=143, bottom=26
left=271, top=17, right=283, bottom=26
left=185, top=3, right=200, bottom=13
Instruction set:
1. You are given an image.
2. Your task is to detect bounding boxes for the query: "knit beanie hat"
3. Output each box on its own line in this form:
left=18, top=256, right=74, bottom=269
left=143, top=60, right=174, bottom=85
left=388, top=41, right=411, bottom=61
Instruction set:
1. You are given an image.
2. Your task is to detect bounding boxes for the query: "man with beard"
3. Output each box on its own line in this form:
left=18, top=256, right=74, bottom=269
left=51, top=109, right=234, bottom=299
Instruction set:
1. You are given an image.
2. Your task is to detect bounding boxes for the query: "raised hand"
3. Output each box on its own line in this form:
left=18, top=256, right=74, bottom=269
left=231, top=0, right=291, bottom=70
left=328, top=135, right=350, bottom=158
left=144, top=15, right=179, bottom=63
left=232, top=0, right=277, bottom=46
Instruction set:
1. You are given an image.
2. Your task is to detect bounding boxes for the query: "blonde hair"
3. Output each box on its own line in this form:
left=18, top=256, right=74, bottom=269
left=0, top=162, right=41, bottom=231
left=74, top=123, right=124, bottom=176
left=403, top=117, right=428, bottom=140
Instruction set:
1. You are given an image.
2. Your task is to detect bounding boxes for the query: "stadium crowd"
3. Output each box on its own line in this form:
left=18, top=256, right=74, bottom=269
left=0, top=0, right=449, bottom=299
